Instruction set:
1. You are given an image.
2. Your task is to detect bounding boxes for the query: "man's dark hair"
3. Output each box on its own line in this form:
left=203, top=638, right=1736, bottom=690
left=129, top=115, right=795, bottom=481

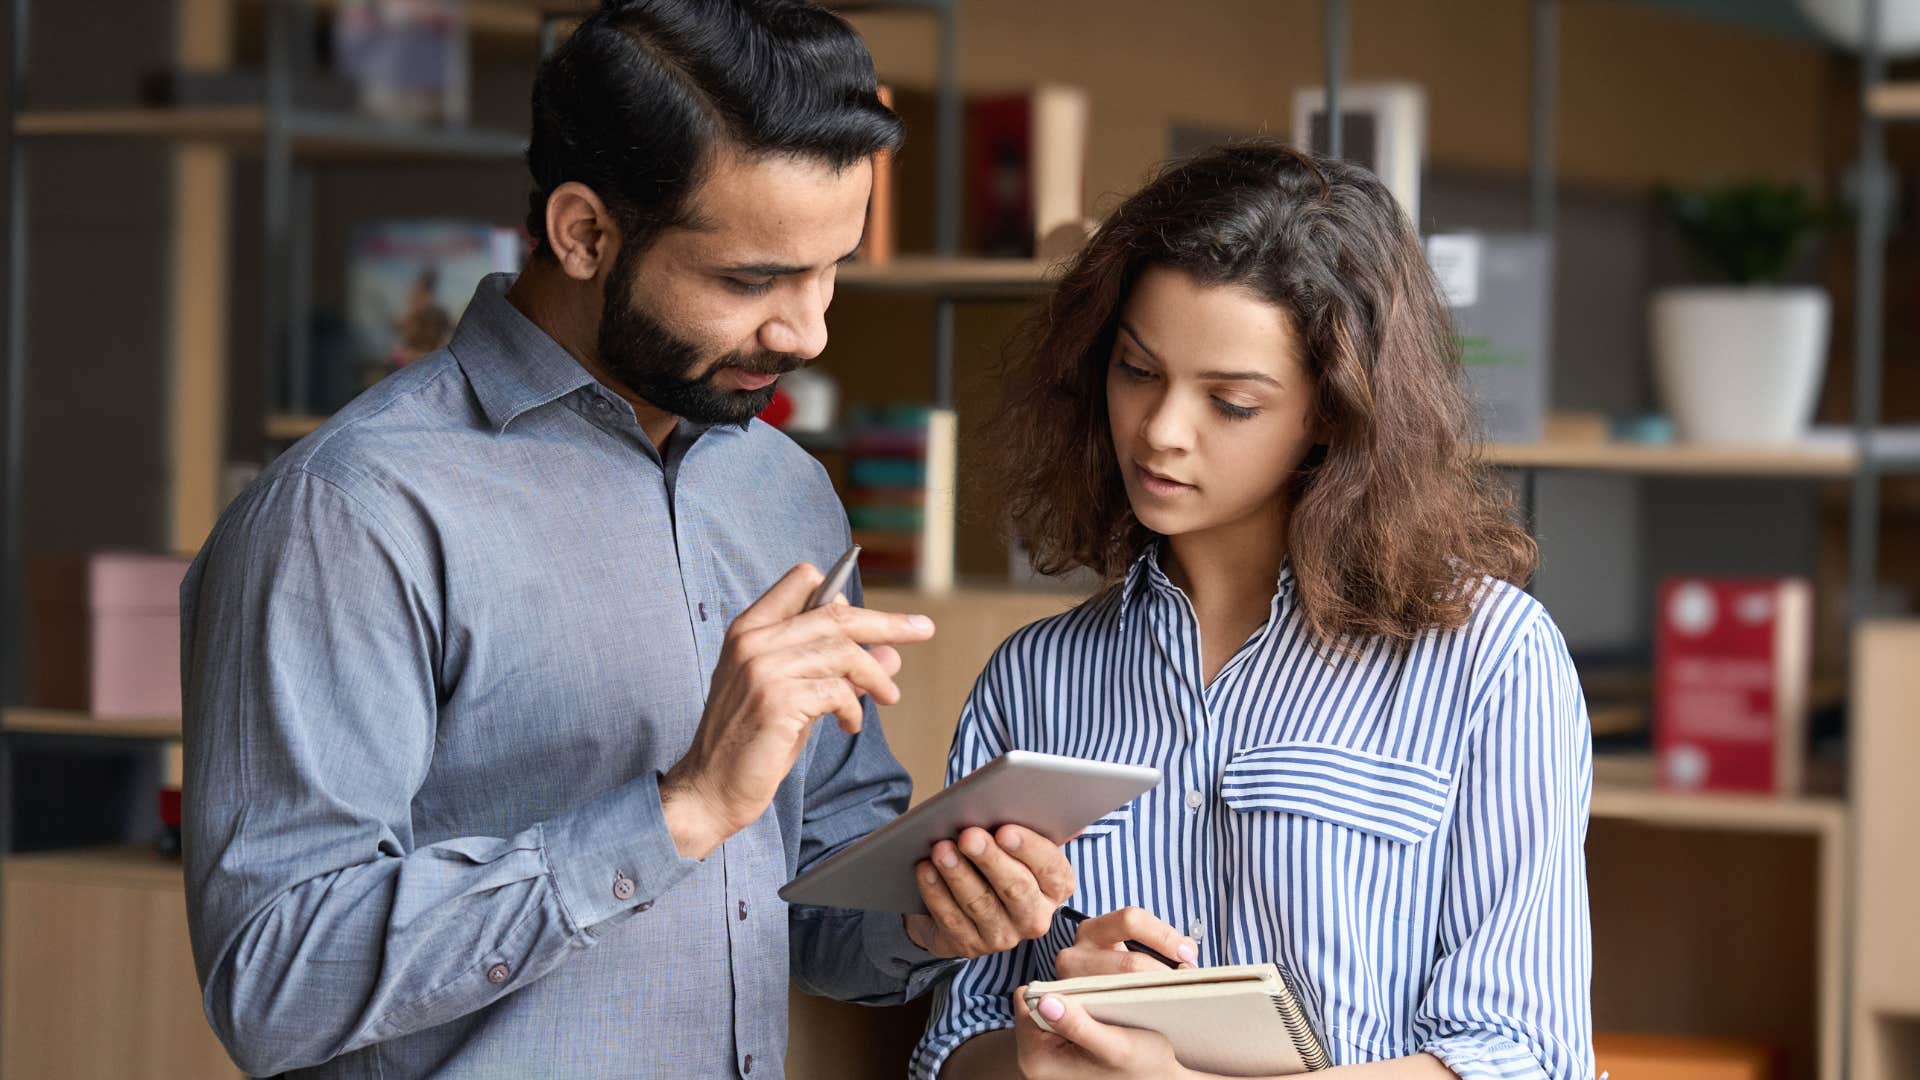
left=524, top=0, right=904, bottom=257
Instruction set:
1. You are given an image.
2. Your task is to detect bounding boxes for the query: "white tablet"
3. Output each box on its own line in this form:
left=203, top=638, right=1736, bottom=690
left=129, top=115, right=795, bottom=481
left=779, top=750, right=1160, bottom=915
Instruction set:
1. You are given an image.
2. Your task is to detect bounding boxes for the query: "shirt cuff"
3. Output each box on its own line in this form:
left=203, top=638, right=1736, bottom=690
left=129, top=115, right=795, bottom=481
left=540, top=770, right=701, bottom=934
left=1421, top=1030, right=1555, bottom=1080
left=862, top=911, right=966, bottom=999
left=911, top=1011, right=1015, bottom=1080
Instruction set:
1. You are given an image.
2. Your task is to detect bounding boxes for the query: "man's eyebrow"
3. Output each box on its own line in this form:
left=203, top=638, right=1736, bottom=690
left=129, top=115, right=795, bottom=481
left=1119, top=322, right=1281, bottom=386
left=717, top=238, right=866, bottom=279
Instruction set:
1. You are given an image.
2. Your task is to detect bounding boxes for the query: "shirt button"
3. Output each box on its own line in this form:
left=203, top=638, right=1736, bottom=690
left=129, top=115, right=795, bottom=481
left=486, top=963, right=510, bottom=984
left=737, top=900, right=748, bottom=921
left=1189, top=919, right=1206, bottom=938
left=744, top=1054, right=754, bottom=1074
left=698, top=602, right=708, bottom=622
left=613, top=876, right=636, bottom=902
left=593, top=397, right=611, bottom=413
left=1185, top=789, right=1203, bottom=810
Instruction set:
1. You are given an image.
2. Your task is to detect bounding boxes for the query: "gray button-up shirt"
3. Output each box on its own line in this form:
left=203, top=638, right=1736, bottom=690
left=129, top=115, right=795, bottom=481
left=182, top=274, right=953, bottom=1079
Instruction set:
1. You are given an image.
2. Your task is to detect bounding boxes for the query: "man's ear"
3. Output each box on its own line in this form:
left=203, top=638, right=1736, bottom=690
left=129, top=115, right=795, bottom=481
left=544, top=181, right=619, bottom=282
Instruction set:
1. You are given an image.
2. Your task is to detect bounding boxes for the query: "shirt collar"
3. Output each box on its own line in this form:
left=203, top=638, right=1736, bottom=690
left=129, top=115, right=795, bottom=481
left=1114, top=542, right=1175, bottom=630
left=1114, top=539, right=1298, bottom=630
left=449, top=273, right=597, bottom=434
left=450, top=273, right=747, bottom=452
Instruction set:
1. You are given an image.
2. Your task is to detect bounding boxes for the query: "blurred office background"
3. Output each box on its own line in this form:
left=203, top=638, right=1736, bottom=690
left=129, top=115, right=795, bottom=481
left=0, top=1, right=1917, bottom=1077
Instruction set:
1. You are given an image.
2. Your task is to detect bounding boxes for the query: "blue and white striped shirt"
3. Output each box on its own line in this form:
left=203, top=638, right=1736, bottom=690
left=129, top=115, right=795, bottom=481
left=913, top=545, right=1595, bottom=1079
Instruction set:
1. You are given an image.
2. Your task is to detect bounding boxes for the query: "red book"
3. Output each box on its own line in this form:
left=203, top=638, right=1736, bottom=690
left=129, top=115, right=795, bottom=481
left=966, top=86, right=1089, bottom=258
left=1653, top=577, right=1813, bottom=794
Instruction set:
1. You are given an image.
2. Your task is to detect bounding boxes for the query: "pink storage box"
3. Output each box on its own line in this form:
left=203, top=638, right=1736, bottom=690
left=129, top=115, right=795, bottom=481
left=30, top=552, right=192, bottom=719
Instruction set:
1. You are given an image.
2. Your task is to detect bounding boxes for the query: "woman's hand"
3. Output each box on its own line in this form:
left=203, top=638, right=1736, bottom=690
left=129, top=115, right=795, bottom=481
left=1054, top=906, right=1198, bottom=977
left=1012, top=984, right=1194, bottom=1080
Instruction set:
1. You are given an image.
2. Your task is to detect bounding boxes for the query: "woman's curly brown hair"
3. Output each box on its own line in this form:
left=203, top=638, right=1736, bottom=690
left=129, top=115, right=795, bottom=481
left=984, top=140, right=1536, bottom=646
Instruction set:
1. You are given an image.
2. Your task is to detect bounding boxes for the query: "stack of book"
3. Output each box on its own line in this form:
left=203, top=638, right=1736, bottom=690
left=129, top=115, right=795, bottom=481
left=844, top=405, right=955, bottom=592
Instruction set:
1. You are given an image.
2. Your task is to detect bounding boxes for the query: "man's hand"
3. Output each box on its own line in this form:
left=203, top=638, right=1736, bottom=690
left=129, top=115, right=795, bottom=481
left=660, top=562, right=936, bottom=860
left=1055, top=906, right=1198, bottom=977
left=1012, top=983, right=1192, bottom=1079
left=903, top=824, right=1075, bottom=958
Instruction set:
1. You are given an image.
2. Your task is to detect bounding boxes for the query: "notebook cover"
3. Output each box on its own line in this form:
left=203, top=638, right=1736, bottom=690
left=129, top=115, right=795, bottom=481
left=1023, top=963, right=1327, bottom=1075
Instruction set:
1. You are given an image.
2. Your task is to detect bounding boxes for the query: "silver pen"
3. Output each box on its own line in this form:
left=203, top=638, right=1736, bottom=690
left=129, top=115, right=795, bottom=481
left=805, top=543, right=862, bottom=611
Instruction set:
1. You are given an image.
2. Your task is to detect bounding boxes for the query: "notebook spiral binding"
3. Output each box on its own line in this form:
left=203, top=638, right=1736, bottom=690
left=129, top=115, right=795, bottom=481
left=1266, top=992, right=1330, bottom=1072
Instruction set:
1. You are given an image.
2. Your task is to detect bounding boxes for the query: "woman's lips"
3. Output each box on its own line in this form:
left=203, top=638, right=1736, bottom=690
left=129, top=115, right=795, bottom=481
left=1135, top=462, right=1195, bottom=497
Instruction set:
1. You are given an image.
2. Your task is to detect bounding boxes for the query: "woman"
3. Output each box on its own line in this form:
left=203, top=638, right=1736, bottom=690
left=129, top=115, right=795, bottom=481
left=910, top=142, right=1594, bottom=1080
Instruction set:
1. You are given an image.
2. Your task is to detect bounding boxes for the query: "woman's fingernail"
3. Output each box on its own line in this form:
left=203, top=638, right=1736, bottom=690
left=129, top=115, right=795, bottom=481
left=1178, top=942, right=1199, bottom=965
left=908, top=615, right=934, bottom=632
left=1038, top=995, right=1066, bottom=1023
left=938, top=847, right=959, bottom=868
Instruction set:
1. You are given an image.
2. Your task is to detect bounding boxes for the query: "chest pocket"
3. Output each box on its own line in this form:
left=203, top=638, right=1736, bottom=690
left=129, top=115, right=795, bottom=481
left=1072, top=805, right=1136, bottom=842
left=1220, top=741, right=1452, bottom=845
left=1058, top=803, right=1140, bottom=933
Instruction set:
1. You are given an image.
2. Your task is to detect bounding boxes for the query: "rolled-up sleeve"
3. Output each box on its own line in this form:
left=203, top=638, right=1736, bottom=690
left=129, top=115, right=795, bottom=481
left=911, top=650, right=1030, bottom=1078
left=181, top=470, right=699, bottom=1077
left=1414, top=615, right=1596, bottom=1080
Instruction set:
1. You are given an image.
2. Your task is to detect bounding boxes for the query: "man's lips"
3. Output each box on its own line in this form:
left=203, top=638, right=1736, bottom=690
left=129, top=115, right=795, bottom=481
left=722, top=369, right=780, bottom=391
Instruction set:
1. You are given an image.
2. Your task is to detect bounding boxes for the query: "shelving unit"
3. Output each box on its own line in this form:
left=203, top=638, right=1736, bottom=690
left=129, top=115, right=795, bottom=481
left=1416, top=2, right=1905, bottom=1077
left=1486, top=431, right=1920, bottom=477
left=2, top=709, right=182, bottom=741
left=15, top=107, right=528, bottom=159
left=0, top=2, right=555, bottom=1074
left=836, top=255, right=1054, bottom=298
left=1866, top=79, right=1920, bottom=118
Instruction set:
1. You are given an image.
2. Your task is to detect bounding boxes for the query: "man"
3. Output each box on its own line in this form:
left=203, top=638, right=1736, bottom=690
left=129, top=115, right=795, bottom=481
left=181, top=2, right=1074, bottom=1076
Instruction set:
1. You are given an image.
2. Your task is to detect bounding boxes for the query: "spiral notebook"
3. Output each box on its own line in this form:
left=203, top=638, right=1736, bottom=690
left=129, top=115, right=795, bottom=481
left=1022, top=963, right=1328, bottom=1075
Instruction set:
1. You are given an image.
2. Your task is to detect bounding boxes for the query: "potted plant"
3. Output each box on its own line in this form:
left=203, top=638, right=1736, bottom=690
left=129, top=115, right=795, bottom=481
left=1650, top=182, right=1837, bottom=444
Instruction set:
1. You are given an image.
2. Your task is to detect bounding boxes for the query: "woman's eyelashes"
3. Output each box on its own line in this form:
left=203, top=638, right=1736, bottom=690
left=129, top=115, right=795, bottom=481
left=1113, top=356, right=1264, bottom=422
left=1213, top=398, right=1260, bottom=421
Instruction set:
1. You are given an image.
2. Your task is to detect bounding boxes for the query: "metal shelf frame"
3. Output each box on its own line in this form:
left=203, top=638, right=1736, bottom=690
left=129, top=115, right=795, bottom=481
left=0, top=0, right=546, bottom=857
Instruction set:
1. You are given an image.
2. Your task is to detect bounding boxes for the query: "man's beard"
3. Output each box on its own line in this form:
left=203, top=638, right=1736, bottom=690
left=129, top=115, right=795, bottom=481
left=596, top=250, right=803, bottom=428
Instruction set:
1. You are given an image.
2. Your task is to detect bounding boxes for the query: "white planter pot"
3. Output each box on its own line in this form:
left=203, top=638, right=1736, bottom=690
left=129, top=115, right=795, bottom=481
left=1650, top=286, right=1830, bottom=445
left=1797, top=0, right=1920, bottom=57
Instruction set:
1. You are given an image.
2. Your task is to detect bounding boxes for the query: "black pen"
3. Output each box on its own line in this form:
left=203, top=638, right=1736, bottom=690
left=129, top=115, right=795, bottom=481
left=1057, top=905, right=1182, bottom=969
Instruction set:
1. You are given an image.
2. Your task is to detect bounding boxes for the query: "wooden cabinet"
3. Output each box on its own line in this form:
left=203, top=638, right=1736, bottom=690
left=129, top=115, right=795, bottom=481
left=0, top=848, right=239, bottom=1080
left=1850, top=621, right=1920, bottom=1080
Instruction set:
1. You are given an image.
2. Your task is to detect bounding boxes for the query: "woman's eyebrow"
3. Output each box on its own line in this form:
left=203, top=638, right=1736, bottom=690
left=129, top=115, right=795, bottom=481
left=1118, top=321, right=1162, bottom=362
left=1121, top=321, right=1281, bottom=386
left=1198, top=368, right=1281, bottom=387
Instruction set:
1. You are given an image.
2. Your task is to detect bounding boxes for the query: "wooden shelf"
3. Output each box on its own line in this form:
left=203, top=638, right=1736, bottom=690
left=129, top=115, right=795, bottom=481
left=836, top=256, right=1055, bottom=299
left=16, top=107, right=526, bottom=161
left=2, top=846, right=183, bottom=890
left=1591, top=778, right=1847, bottom=837
left=292, top=0, right=548, bottom=39
left=2, top=709, right=182, bottom=740
left=265, top=412, right=325, bottom=440
left=1869, top=81, right=1920, bottom=119
left=269, top=413, right=850, bottom=452
left=1485, top=433, right=1920, bottom=477
left=298, top=0, right=952, bottom=41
